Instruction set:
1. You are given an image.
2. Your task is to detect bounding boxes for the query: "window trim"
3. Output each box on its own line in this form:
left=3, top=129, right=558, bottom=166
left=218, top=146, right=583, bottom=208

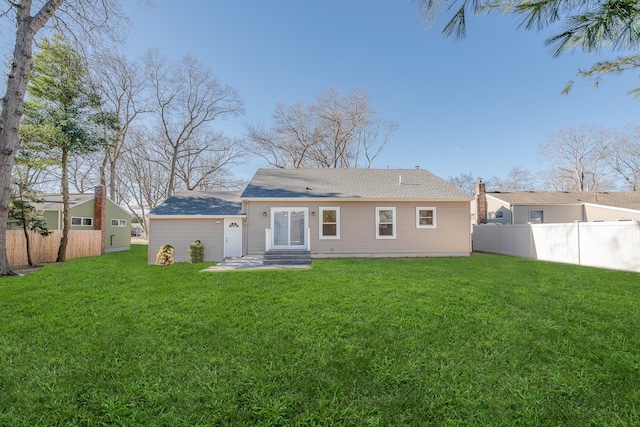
left=375, top=207, right=396, bottom=239
left=111, top=218, right=127, bottom=227
left=71, top=217, right=93, bottom=226
left=416, top=207, right=437, bottom=229
left=319, top=206, right=340, bottom=239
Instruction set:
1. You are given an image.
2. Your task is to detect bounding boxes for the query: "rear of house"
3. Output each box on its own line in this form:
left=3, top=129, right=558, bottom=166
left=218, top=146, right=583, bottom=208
left=242, top=168, right=472, bottom=258
left=147, top=191, right=244, bottom=263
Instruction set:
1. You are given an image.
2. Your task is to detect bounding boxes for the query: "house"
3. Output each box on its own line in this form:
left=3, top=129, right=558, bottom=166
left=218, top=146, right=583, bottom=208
left=147, top=168, right=472, bottom=263
left=33, top=186, right=132, bottom=253
left=147, top=191, right=244, bottom=263
left=473, top=179, right=640, bottom=224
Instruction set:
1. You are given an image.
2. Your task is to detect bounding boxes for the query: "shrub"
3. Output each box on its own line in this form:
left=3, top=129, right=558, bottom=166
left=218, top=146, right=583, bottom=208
left=155, top=244, right=174, bottom=267
left=189, top=240, right=205, bottom=263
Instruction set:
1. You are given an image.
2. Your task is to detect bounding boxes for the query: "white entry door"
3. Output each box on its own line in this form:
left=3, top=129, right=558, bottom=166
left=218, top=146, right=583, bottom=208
left=224, top=219, right=243, bottom=258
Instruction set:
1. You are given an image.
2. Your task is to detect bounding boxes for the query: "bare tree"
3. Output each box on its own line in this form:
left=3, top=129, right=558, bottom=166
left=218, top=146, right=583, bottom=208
left=91, top=50, right=150, bottom=199
left=171, top=129, right=245, bottom=191
left=607, top=126, right=640, bottom=191
left=539, top=125, right=613, bottom=191
left=488, top=167, right=537, bottom=191
left=246, top=87, right=397, bottom=169
left=67, top=152, right=101, bottom=193
left=0, top=0, right=135, bottom=274
left=115, top=127, right=167, bottom=233
left=447, top=171, right=476, bottom=195
left=144, top=50, right=244, bottom=198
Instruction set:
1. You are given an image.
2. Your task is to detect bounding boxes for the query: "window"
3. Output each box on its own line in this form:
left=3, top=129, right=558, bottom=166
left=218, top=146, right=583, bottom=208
left=111, top=219, right=127, bottom=227
left=416, top=207, right=436, bottom=228
left=71, top=217, right=92, bottom=226
left=319, top=207, right=340, bottom=239
left=529, top=210, right=543, bottom=224
left=376, top=207, right=396, bottom=239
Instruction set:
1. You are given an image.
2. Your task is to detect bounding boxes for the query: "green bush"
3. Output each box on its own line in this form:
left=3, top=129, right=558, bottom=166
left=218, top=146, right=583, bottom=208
left=189, top=240, right=205, bottom=263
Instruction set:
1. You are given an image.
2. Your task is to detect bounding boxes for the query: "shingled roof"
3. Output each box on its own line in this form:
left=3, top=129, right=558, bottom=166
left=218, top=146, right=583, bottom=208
left=33, top=193, right=94, bottom=211
left=149, top=191, right=243, bottom=216
left=489, top=191, right=640, bottom=211
left=241, top=168, right=470, bottom=200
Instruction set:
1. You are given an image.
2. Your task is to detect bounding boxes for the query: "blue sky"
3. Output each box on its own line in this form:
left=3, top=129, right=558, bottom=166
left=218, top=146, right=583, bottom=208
left=18, top=1, right=640, bottom=183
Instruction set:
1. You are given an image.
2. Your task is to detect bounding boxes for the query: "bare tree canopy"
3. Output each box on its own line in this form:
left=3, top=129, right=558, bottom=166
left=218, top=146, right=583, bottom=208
left=245, top=87, right=397, bottom=169
left=447, top=171, right=476, bottom=195
left=539, top=125, right=614, bottom=191
left=488, top=167, right=537, bottom=192
left=143, top=49, right=245, bottom=197
left=606, top=126, right=640, bottom=191
left=90, top=50, right=150, bottom=200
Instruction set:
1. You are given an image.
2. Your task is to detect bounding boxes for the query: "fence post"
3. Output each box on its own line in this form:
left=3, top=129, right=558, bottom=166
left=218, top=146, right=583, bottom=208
left=574, top=220, right=581, bottom=266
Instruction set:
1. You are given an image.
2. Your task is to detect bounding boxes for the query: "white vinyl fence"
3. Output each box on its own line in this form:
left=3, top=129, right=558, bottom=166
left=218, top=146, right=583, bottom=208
left=473, top=221, right=640, bottom=273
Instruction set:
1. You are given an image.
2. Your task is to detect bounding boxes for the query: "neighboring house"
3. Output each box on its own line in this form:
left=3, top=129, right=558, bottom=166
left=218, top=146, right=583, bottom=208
left=473, top=179, right=640, bottom=224
left=148, top=168, right=472, bottom=263
left=33, top=186, right=132, bottom=253
left=147, top=191, right=244, bottom=263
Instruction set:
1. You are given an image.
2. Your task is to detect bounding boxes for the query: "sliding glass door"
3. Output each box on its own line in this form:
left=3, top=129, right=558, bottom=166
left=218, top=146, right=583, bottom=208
left=272, top=208, right=307, bottom=248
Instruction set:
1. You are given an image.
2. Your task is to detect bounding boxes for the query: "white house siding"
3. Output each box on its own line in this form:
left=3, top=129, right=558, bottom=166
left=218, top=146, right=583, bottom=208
left=244, top=200, right=470, bottom=257
left=148, top=218, right=225, bottom=263
left=486, top=196, right=512, bottom=224
left=584, top=204, right=640, bottom=222
left=512, top=204, right=584, bottom=224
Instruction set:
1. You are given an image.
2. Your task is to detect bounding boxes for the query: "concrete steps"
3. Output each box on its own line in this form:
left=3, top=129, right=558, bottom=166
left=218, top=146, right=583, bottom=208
left=263, top=250, right=311, bottom=266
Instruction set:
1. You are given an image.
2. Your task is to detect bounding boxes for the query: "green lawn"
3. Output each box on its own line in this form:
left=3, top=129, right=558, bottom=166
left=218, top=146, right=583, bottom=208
left=1, top=246, right=639, bottom=426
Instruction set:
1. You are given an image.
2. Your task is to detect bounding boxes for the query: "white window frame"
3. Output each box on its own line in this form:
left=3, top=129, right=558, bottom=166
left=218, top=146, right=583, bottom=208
left=319, top=207, right=340, bottom=239
left=71, top=217, right=93, bottom=226
left=529, top=209, right=544, bottom=224
left=416, top=207, right=436, bottom=229
left=111, top=218, right=127, bottom=227
left=375, top=207, right=396, bottom=239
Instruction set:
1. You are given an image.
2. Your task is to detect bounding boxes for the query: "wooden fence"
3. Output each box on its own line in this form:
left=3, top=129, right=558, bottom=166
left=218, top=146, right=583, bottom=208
left=7, top=230, right=102, bottom=267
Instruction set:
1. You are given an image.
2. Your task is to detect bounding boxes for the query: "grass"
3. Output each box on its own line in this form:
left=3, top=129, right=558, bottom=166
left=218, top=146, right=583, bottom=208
left=1, top=245, right=639, bottom=426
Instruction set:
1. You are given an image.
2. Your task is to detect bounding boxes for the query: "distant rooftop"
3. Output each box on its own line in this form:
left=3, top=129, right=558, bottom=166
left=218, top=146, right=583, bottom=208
left=33, top=193, right=94, bottom=211
left=488, top=191, right=640, bottom=211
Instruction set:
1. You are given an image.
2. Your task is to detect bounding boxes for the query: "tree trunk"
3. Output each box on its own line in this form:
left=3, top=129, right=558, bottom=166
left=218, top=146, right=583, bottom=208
left=166, top=143, right=179, bottom=197
left=0, top=3, right=38, bottom=276
left=0, top=0, right=64, bottom=275
left=22, top=222, right=33, bottom=267
left=56, top=149, right=70, bottom=262
left=109, top=154, right=117, bottom=200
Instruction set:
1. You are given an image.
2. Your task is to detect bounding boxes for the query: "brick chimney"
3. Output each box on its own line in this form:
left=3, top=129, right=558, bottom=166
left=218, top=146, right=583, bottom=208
left=475, top=178, right=487, bottom=225
left=94, top=185, right=106, bottom=253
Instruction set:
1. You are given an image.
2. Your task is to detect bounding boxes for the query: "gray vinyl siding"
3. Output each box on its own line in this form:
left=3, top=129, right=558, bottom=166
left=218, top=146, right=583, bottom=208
left=512, top=204, right=584, bottom=224
left=148, top=218, right=225, bottom=263
left=584, top=205, right=640, bottom=222
left=245, top=200, right=471, bottom=257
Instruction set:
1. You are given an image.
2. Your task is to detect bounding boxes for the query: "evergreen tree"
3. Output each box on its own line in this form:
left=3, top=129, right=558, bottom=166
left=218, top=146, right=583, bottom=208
left=9, top=181, right=51, bottom=267
left=20, top=35, right=111, bottom=262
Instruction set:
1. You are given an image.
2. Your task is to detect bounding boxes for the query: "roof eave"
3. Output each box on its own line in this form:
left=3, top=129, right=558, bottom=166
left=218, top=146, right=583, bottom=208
left=147, top=214, right=246, bottom=219
left=241, top=197, right=472, bottom=202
